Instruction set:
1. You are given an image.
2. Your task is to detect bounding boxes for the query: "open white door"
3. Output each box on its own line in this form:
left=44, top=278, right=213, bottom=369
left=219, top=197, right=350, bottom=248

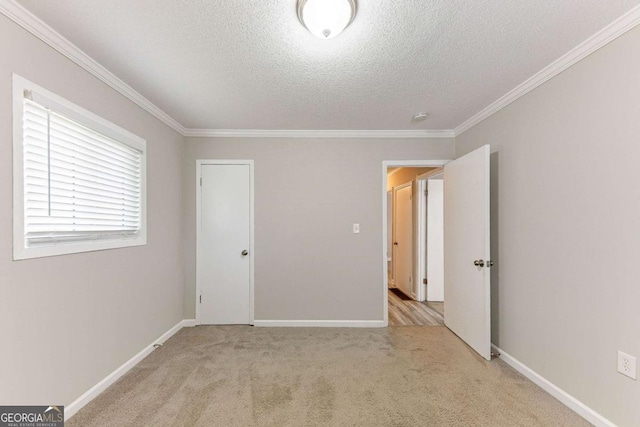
left=444, top=145, right=491, bottom=360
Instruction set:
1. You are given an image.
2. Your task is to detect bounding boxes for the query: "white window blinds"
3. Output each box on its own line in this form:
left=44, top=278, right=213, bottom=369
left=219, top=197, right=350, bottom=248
left=22, top=99, right=143, bottom=247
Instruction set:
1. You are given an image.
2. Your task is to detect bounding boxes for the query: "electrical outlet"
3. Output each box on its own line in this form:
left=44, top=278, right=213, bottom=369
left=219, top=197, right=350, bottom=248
left=617, top=351, right=637, bottom=380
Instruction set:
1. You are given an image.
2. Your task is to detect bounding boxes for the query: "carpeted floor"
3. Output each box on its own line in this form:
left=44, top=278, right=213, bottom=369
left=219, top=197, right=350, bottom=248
left=67, top=326, right=589, bottom=427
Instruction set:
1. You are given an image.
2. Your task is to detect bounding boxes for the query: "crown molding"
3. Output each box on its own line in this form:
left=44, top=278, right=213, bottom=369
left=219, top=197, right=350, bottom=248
left=454, top=4, right=640, bottom=137
left=0, top=0, right=451, bottom=141
left=0, top=0, right=187, bottom=136
left=4, top=0, right=639, bottom=141
left=183, top=128, right=455, bottom=139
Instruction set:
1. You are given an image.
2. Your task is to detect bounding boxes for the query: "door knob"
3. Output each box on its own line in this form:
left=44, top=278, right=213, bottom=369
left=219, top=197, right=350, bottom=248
left=241, top=250, right=249, bottom=256
left=473, top=259, right=485, bottom=267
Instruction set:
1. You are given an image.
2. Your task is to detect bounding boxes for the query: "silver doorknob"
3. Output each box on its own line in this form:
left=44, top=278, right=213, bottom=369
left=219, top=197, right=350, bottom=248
left=241, top=250, right=249, bottom=256
left=474, top=259, right=485, bottom=267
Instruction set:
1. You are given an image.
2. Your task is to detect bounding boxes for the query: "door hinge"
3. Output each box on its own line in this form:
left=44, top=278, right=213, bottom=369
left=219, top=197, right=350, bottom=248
left=423, top=278, right=427, bottom=285
left=200, top=177, right=202, bottom=186
left=199, top=295, right=202, bottom=303
left=409, top=276, right=412, bottom=282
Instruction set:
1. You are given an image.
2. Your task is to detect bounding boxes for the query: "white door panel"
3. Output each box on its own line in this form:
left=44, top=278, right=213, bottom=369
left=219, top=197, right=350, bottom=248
left=444, top=145, right=491, bottom=360
left=199, top=164, right=251, bottom=324
left=394, top=182, right=413, bottom=298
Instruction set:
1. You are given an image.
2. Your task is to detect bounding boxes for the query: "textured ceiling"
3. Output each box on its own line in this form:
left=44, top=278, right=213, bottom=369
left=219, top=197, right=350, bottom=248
left=16, top=0, right=640, bottom=130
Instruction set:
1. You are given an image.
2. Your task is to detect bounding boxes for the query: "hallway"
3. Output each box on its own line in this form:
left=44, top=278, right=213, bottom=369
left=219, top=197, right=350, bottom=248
left=388, top=289, right=444, bottom=326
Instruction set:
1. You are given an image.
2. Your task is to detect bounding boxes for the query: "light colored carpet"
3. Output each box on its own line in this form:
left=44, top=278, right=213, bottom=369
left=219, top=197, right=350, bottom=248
left=67, top=326, right=589, bottom=427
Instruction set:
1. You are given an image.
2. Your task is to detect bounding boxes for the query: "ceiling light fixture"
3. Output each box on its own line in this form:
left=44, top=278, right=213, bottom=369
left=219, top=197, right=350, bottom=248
left=297, top=0, right=357, bottom=39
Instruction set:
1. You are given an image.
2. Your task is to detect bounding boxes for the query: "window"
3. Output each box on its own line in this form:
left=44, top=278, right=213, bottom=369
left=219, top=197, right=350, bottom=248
left=13, top=75, right=146, bottom=260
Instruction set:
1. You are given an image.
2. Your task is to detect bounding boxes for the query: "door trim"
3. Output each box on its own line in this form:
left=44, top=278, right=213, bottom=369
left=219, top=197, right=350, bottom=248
left=196, top=159, right=255, bottom=326
left=382, top=160, right=450, bottom=326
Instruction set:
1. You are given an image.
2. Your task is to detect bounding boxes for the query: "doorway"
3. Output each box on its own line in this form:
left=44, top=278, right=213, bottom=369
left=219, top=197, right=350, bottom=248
left=383, top=146, right=492, bottom=360
left=386, top=165, right=445, bottom=326
left=196, top=160, right=254, bottom=325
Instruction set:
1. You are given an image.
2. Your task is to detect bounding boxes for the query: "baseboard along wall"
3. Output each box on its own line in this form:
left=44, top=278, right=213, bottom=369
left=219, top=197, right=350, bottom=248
left=65, top=318, right=381, bottom=420
left=253, top=320, right=387, bottom=328
left=66, top=322, right=612, bottom=424
left=65, top=319, right=196, bottom=421
left=492, top=345, right=617, bottom=427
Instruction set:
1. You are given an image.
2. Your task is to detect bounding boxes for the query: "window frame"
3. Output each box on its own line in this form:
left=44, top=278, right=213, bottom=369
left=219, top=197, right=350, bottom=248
left=12, top=74, right=147, bottom=260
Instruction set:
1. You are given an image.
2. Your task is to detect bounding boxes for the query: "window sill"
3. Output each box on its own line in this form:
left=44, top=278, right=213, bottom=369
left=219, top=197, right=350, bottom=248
left=13, top=235, right=147, bottom=261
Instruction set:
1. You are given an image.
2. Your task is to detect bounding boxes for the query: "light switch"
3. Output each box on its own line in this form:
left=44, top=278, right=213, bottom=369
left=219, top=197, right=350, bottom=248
left=353, top=223, right=360, bottom=233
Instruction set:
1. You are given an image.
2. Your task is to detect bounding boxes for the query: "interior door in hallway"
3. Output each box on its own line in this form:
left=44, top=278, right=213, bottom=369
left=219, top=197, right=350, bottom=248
left=394, top=182, right=413, bottom=298
left=198, top=162, right=252, bottom=324
left=444, top=145, right=491, bottom=360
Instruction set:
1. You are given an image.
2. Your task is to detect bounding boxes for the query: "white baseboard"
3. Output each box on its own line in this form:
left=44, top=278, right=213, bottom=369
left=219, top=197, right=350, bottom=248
left=492, top=345, right=616, bottom=427
left=65, top=319, right=195, bottom=421
left=254, top=320, right=387, bottom=328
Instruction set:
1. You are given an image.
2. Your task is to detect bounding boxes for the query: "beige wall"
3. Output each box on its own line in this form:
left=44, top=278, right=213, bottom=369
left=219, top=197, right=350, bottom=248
left=456, top=25, right=640, bottom=426
left=6, top=5, right=638, bottom=424
left=0, top=15, right=185, bottom=406
left=184, top=139, right=454, bottom=320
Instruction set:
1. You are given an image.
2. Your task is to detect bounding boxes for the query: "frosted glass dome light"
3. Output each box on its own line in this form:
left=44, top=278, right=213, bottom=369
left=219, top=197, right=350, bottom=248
left=297, top=0, right=357, bottom=39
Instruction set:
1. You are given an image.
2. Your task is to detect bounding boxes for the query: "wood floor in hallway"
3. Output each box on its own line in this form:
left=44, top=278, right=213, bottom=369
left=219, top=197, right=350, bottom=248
left=388, top=288, right=444, bottom=326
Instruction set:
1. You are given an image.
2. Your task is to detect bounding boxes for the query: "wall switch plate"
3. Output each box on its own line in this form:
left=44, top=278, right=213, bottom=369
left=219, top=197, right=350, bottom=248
left=617, top=351, right=637, bottom=380
left=352, top=223, right=360, bottom=233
